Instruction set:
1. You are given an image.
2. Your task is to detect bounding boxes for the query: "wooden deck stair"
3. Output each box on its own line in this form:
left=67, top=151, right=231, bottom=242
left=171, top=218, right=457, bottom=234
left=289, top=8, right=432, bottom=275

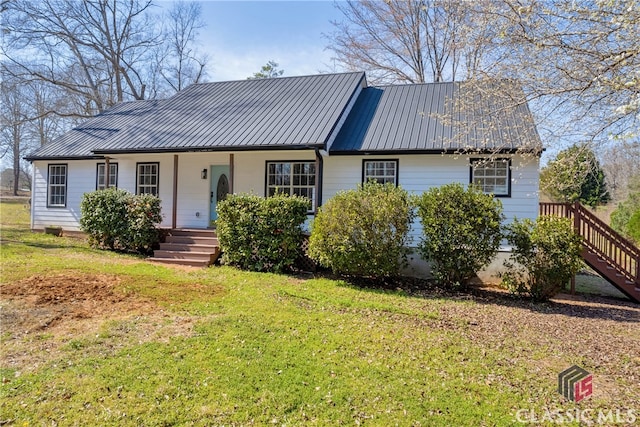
left=540, top=202, right=640, bottom=303
left=149, top=229, right=220, bottom=267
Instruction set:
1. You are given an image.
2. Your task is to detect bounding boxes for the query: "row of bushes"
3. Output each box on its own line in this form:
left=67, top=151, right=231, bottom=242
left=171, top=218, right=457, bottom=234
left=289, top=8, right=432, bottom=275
left=79, top=183, right=583, bottom=301
left=217, top=182, right=583, bottom=301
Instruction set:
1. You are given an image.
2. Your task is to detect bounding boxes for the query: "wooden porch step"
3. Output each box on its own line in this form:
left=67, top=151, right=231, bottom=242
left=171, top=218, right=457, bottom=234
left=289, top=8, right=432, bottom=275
left=165, top=235, right=219, bottom=245
left=168, top=228, right=217, bottom=238
left=148, top=258, right=211, bottom=267
left=153, top=250, right=219, bottom=262
left=158, top=243, right=219, bottom=252
left=149, top=228, right=220, bottom=268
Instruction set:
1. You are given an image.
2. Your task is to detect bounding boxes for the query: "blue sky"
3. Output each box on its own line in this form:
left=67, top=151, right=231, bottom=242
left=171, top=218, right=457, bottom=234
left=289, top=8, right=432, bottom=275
left=193, top=1, right=345, bottom=81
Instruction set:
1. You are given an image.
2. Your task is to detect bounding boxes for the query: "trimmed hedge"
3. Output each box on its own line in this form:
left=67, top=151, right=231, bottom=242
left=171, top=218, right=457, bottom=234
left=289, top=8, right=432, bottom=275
left=216, top=193, right=310, bottom=272
left=80, top=188, right=162, bottom=253
left=308, top=182, right=414, bottom=279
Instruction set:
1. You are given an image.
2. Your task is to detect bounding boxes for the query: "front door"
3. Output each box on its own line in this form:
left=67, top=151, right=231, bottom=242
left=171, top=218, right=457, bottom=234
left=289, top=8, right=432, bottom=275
left=210, top=165, right=230, bottom=222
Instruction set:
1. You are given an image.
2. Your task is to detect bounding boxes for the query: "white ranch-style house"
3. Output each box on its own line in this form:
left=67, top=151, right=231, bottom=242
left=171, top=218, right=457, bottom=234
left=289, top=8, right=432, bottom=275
left=26, top=72, right=542, bottom=250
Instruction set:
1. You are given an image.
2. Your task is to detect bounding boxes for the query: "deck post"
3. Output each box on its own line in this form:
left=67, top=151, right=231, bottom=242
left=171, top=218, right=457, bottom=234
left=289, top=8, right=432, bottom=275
left=570, top=275, right=576, bottom=295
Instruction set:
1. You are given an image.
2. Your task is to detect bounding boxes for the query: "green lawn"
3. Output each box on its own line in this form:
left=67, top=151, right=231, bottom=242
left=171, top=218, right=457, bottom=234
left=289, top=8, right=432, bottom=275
left=1, top=199, right=638, bottom=426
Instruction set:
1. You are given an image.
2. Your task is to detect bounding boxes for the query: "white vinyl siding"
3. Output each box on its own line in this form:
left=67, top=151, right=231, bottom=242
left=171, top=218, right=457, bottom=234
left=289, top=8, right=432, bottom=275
left=137, top=162, right=159, bottom=195
left=266, top=161, right=316, bottom=207
left=323, top=154, right=539, bottom=246
left=97, top=163, right=118, bottom=190
left=47, top=164, right=67, bottom=207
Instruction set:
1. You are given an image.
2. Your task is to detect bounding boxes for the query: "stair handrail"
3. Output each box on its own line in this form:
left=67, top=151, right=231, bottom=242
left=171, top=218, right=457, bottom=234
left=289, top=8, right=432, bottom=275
left=539, top=202, right=639, bottom=284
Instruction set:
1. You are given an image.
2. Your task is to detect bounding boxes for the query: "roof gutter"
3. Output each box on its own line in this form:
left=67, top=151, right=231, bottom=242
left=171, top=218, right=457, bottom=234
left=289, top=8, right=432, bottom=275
left=328, top=147, right=544, bottom=156
left=92, top=143, right=324, bottom=155
left=23, top=155, right=106, bottom=162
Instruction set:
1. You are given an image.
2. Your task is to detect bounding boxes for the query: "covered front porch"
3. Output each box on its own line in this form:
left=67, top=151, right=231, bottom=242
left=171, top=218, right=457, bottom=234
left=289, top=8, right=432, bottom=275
left=92, top=148, right=321, bottom=231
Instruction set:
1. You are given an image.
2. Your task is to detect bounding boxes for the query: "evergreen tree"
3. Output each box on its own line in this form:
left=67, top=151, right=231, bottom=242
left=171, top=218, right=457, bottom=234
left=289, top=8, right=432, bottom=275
left=540, top=144, right=610, bottom=207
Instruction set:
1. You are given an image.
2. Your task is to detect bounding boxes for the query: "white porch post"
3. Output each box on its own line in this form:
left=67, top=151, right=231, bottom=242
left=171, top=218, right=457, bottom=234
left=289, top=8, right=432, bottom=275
left=172, top=155, right=178, bottom=229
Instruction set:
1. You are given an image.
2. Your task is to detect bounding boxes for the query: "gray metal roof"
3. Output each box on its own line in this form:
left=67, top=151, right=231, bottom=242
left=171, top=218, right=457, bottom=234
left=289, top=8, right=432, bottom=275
left=26, top=72, right=366, bottom=160
left=26, top=74, right=541, bottom=160
left=330, top=80, right=542, bottom=153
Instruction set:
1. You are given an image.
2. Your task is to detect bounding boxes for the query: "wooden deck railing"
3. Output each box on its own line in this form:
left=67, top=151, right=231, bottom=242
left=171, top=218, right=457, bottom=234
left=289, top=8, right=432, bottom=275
left=540, top=202, right=640, bottom=285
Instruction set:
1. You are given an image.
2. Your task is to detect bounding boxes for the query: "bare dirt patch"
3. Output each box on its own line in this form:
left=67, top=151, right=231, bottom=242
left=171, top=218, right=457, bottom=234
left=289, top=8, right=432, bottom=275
left=1, top=274, right=152, bottom=332
left=0, top=273, right=200, bottom=373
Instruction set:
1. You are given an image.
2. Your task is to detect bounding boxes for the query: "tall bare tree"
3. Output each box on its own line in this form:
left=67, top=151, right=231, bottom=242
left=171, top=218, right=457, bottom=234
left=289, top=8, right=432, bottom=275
left=327, top=0, right=497, bottom=84
left=4, top=0, right=161, bottom=117
left=0, top=78, right=29, bottom=195
left=155, top=1, right=208, bottom=94
left=600, top=141, right=640, bottom=200
left=4, top=0, right=210, bottom=117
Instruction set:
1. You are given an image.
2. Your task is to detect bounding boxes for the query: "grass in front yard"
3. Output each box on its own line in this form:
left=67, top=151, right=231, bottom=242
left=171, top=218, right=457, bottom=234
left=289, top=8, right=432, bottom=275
left=1, top=200, right=639, bottom=426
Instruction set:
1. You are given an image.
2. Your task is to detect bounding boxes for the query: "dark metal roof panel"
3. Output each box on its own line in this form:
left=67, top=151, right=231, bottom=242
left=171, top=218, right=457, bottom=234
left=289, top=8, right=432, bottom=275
left=26, top=72, right=365, bottom=159
left=25, top=100, right=162, bottom=160
left=330, top=80, right=542, bottom=153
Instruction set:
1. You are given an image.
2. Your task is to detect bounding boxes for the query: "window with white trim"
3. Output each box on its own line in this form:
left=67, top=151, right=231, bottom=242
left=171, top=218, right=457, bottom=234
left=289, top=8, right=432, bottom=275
left=470, top=158, right=510, bottom=196
left=266, top=161, right=316, bottom=208
left=47, top=164, right=67, bottom=207
left=363, top=160, right=398, bottom=185
left=136, top=162, right=159, bottom=195
left=96, top=163, right=118, bottom=190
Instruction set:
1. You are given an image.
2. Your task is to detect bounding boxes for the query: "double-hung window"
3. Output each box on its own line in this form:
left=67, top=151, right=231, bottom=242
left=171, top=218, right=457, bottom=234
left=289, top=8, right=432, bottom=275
left=363, top=160, right=398, bottom=185
left=470, top=158, right=510, bottom=196
left=47, top=164, right=67, bottom=207
left=266, top=161, right=316, bottom=209
left=137, top=162, right=159, bottom=195
left=96, top=163, right=118, bottom=190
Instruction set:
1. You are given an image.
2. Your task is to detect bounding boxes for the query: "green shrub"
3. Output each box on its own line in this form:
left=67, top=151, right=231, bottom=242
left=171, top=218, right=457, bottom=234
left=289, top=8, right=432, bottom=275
left=502, top=216, right=583, bottom=301
left=415, top=183, right=504, bottom=287
left=627, top=211, right=640, bottom=243
left=121, top=193, right=163, bottom=252
left=610, top=175, right=640, bottom=244
left=308, top=182, right=414, bottom=279
left=80, top=188, right=130, bottom=249
left=216, top=192, right=309, bottom=273
left=80, top=188, right=162, bottom=253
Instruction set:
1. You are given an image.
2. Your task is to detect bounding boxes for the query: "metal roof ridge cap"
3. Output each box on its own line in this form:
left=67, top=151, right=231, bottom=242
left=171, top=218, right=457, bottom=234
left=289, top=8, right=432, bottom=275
left=185, top=71, right=366, bottom=87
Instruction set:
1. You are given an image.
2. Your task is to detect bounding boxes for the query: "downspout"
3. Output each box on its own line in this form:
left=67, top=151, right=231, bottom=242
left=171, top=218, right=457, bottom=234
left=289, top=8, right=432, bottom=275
left=314, top=148, right=324, bottom=212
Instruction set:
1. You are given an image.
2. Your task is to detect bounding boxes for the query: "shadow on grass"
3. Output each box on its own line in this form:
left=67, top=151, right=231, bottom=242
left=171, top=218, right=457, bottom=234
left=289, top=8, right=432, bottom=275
left=326, top=272, right=640, bottom=323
